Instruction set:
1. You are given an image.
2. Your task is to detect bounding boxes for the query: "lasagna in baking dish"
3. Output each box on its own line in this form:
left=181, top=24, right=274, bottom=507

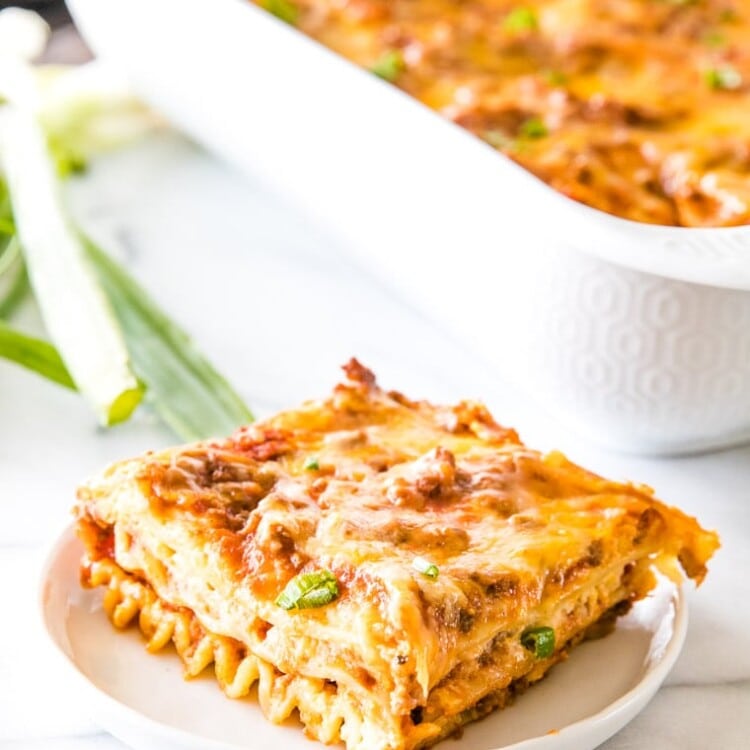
left=252, top=0, right=750, bottom=227
left=76, top=361, right=719, bottom=750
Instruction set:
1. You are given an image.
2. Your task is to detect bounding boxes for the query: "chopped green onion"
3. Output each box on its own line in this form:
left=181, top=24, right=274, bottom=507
left=370, top=51, right=406, bottom=82
left=520, top=626, right=555, bottom=659
left=543, top=70, right=568, bottom=86
left=705, top=66, right=743, bottom=90
left=519, top=116, right=548, bottom=139
left=0, top=92, right=143, bottom=426
left=702, top=30, right=727, bottom=48
left=262, top=0, right=299, bottom=25
left=304, top=456, right=320, bottom=471
left=503, top=7, right=538, bottom=33
left=275, top=570, right=339, bottom=610
left=484, top=129, right=516, bottom=150
left=0, top=319, right=76, bottom=389
left=412, top=556, right=439, bottom=580
left=83, top=238, right=254, bottom=441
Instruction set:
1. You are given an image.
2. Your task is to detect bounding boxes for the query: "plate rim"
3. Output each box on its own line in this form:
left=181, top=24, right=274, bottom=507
left=39, top=524, right=688, bottom=750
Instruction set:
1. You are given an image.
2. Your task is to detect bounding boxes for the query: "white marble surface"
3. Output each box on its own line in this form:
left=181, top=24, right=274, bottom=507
left=0, top=133, right=747, bottom=749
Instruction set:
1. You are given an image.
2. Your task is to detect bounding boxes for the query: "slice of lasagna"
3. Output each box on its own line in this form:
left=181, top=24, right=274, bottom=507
left=75, top=360, right=719, bottom=750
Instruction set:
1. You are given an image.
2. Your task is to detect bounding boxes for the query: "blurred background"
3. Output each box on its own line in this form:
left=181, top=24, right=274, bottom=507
left=1, top=0, right=90, bottom=61
left=3, top=0, right=70, bottom=26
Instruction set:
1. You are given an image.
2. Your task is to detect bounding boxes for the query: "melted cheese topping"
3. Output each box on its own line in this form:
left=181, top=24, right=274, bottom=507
left=255, top=0, right=750, bottom=226
left=76, top=360, right=719, bottom=750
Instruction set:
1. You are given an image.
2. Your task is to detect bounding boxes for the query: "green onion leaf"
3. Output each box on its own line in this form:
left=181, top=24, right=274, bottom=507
left=705, top=66, right=743, bottom=90
left=0, top=94, right=143, bottom=425
left=0, top=179, right=11, bottom=226
left=0, top=182, right=25, bottom=319
left=519, top=116, right=548, bottom=139
left=503, top=7, right=538, bottom=33
left=275, top=570, right=339, bottom=610
left=304, top=456, right=320, bottom=471
left=262, top=0, right=299, bottom=25
left=0, top=236, right=30, bottom=319
left=48, top=136, right=87, bottom=178
left=83, top=238, right=254, bottom=441
left=36, top=63, right=162, bottom=165
left=0, top=319, right=76, bottom=389
left=0, top=216, right=14, bottom=235
left=412, top=556, right=439, bottom=580
left=520, top=626, right=555, bottom=658
left=370, top=51, right=406, bottom=82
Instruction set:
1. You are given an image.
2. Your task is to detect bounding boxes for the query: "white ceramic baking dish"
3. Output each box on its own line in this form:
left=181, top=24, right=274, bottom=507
left=67, top=0, right=750, bottom=454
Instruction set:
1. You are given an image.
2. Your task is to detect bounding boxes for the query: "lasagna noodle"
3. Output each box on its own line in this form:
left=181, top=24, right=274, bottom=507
left=80, top=547, right=651, bottom=749
left=252, top=0, right=750, bottom=227
left=76, top=360, right=719, bottom=750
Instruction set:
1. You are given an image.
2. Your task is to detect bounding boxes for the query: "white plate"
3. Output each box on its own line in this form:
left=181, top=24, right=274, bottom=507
left=41, top=525, right=686, bottom=750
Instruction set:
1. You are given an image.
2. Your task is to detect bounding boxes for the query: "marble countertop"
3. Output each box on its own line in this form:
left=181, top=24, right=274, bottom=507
left=0, top=133, right=747, bottom=749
